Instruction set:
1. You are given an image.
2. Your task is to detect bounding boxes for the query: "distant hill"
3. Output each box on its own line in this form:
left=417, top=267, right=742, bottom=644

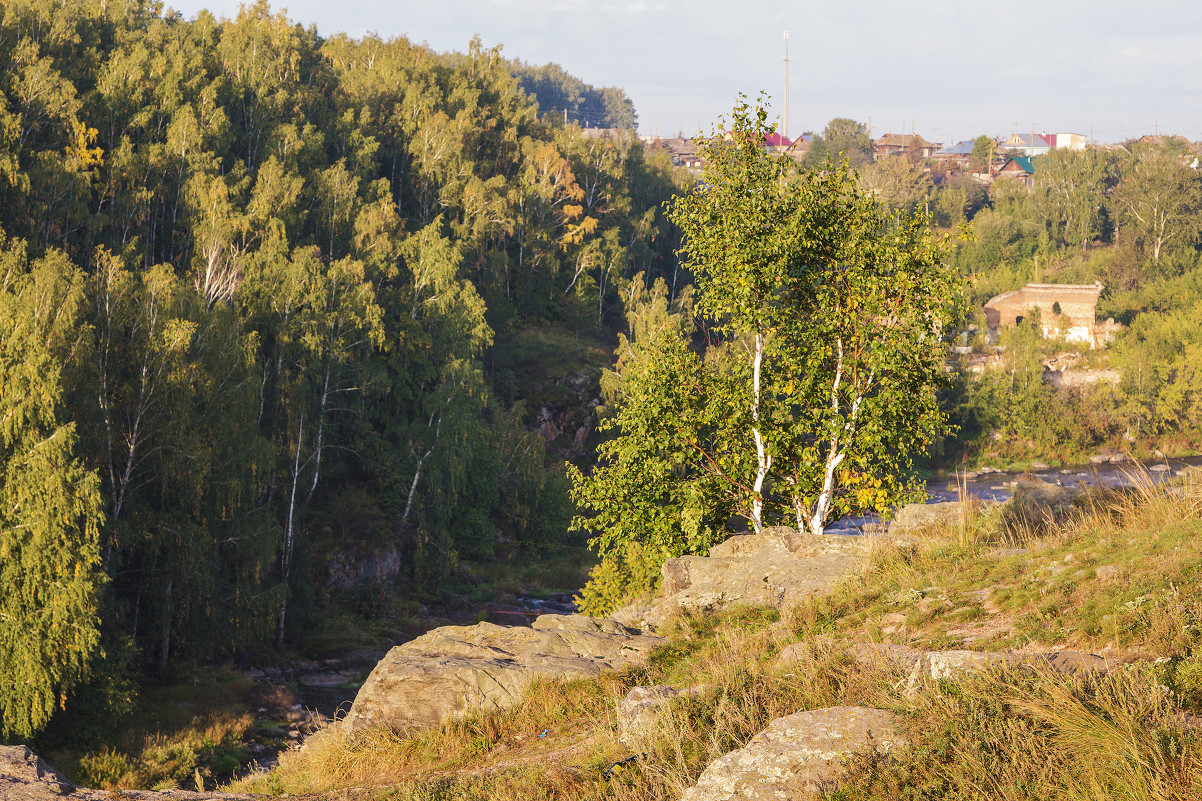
left=511, top=60, right=638, bottom=129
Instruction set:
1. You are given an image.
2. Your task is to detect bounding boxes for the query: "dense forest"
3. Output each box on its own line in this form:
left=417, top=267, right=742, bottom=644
left=0, top=0, right=688, bottom=742
left=5, top=0, right=1202, bottom=760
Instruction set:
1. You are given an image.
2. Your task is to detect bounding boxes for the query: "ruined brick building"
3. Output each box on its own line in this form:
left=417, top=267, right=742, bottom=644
left=983, top=282, right=1115, bottom=347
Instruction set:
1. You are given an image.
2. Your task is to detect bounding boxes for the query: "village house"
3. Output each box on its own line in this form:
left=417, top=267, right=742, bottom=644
left=658, top=137, right=704, bottom=171
left=1046, top=132, right=1087, bottom=150
left=874, top=132, right=940, bottom=159
left=785, top=133, right=814, bottom=163
left=1135, top=134, right=1192, bottom=149
left=1001, top=132, right=1052, bottom=157
left=763, top=132, right=792, bottom=153
left=983, top=282, right=1116, bottom=347
left=996, top=155, right=1036, bottom=186
left=933, top=140, right=976, bottom=169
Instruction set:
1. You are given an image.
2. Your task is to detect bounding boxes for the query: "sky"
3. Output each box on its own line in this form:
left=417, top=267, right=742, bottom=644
left=164, top=0, right=1202, bottom=145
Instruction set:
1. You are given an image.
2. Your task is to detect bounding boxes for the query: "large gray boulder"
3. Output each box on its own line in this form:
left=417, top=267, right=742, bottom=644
left=0, top=747, right=73, bottom=801
left=890, top=500, right=972, bottom=534
left=620, top=528, right=865, bottom=631
left=999, top=478, right=1080, bottom=532
left=340, top=614, right=663, bottom=736
left=890, top=498, right=1005, bottom=535
left=679, top=706, right=906, bottom=801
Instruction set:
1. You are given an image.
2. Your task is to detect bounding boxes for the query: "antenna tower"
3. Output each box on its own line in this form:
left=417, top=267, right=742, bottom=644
left=782, top=30, right=790, bottom=140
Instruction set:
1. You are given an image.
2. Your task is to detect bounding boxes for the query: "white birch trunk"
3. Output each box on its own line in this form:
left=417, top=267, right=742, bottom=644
left=807, top=338, right=845, bottom=536
left=278, top=414, right=305, bottom=647
left=402, top=450, right=430, bottom=523
left=750, top=330, right=771, bottom=534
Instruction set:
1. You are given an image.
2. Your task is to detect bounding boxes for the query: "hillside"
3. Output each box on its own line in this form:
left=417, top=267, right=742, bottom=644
left=213, top=472, right=1200, bottom=800
left=0, top=0, right=689, bottom=755
left=8, top=4, right=1202, bottom=795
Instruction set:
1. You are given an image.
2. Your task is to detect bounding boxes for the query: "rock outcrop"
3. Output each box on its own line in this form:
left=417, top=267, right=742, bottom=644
left=340, top=614, right=663, bottom=736
left=0, top=747, right=74, bottom=801
left=891, top=478, right=1079, bottom=537
left=679, top=706, right=906, bottom=801
left=617, top=528, right=866, bottom=631
left=1003, top=478, right=1079, bottom=529
left=0, top=746, right=254, bottom=801
left=904, top=648, right=1114, bottom=696
left=617, top=684, right=708, bottom=746
left=890, top=500, right=990, bottom=535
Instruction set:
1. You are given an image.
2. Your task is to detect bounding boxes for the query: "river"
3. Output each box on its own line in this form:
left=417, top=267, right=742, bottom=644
left=828, top=455, right=1202, bottom=533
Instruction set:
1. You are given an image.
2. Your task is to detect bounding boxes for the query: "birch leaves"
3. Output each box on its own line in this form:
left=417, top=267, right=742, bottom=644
left=667, top=99, right=956, bottom=535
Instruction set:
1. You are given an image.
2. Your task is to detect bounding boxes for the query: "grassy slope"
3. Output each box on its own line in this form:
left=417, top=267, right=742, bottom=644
left=230, top=476, right=1202, bottom=800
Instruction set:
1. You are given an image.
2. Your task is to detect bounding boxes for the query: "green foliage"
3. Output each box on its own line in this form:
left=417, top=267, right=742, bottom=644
left=572, top=99, right=956, bottom=606
left=570, top=275, right=741, bottom=609
left=931, top=172, right=988, bottom=228
left=860, top=154, right=931, bottom=215
left=969, top=134, right=994, bottom=171
left=1112, top=145, right=1202, bottom=264
left=573, top=541, right=665, bottom=617
left=669, top=97, right=956, bottom=534
left=0, top=233, right=105, bottom=739
left=1032, top=146, right=1120, bottom=249
left=1165, top=653, right=1202, bottom=713
left=0, top=0, right=686, bottom=738
left=802, top=117, right=874, bottom=168
left=569, top=321, right=744, bottom=593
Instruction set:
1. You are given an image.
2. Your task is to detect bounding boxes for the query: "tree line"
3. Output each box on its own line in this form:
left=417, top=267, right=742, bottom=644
left=0, top=0, right=686, bottom=740
left=797, top=118, right=1202, bottom=463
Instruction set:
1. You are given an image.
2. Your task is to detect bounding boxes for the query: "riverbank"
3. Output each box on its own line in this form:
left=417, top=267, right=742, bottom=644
left=34, top=551, right=591, bottom=793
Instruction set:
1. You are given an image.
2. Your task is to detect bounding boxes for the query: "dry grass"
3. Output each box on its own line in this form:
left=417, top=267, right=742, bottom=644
left=236, top=673, right=626, bottom=797
left=833, top=660, right=1202, bottom=800
left=229, top=473, right=1202, bottom=800
left=231, top=610, right=899, bottom=801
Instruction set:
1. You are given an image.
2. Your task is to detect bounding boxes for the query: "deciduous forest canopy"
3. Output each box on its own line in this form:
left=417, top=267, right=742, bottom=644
left=0, top=0, right=685, bottom=739
left=5, top=0, right=1202, bottom=754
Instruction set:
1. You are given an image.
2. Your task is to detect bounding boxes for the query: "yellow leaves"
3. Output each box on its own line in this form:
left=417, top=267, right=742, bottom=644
left=560, top=216, right=598, bottom=248
left=842, top=470, right=889, bottom=510
left=563, top=204, right=584, bottom=220
left=67, top=120, right=104, bottom=173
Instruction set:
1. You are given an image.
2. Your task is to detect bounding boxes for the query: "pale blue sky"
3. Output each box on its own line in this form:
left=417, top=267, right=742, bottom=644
left=165, top=0, right=1202, bottom=144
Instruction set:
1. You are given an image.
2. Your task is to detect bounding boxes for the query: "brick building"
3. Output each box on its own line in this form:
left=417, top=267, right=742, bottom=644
left=984, top=282, right=1106, bottom=346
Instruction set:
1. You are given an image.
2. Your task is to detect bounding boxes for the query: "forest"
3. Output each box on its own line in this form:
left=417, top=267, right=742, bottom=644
left=4, top=0, right=1202, bottom=773
left=0, top=0, right=686, bottom=743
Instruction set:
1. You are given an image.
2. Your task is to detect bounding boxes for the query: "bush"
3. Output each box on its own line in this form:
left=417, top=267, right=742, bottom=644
left=75, top=749, right=136, bottom=790
left=575, top=540, right=667, bottom=616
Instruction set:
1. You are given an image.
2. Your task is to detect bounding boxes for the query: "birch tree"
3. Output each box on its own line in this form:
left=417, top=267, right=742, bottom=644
left=668, top=98, right=956, bottom=535
left=0, top=235, right=104, bottom=738
left=1111, top=145, right=1202, bottom=265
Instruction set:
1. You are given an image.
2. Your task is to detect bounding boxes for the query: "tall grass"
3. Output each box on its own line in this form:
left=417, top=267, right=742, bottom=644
left=833, top=660, right=1202, bottom=801
left=232, top=473, right=1202, bottom=800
